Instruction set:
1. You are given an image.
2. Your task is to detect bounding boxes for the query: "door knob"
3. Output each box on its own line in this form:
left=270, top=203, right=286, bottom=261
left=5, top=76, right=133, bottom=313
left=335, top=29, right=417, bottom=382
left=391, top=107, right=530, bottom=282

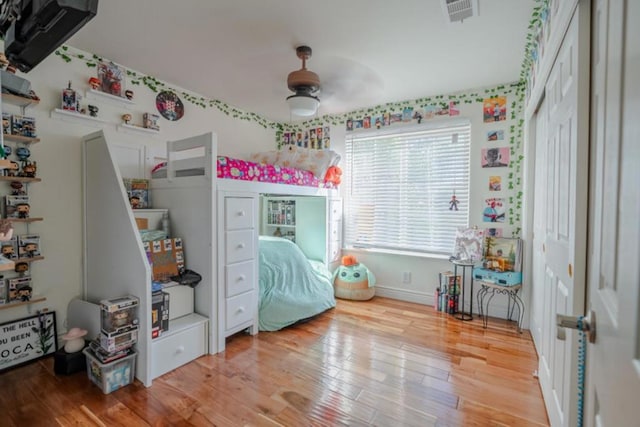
left=556, top=310, right=596, bottom=343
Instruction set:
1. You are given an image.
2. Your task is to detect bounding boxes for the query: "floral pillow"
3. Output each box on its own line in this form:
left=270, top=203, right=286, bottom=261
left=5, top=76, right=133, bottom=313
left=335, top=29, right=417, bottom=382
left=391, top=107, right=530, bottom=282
left=290, top=147, right=341, bottom=179
left=248, top=150, right=280, bottom=165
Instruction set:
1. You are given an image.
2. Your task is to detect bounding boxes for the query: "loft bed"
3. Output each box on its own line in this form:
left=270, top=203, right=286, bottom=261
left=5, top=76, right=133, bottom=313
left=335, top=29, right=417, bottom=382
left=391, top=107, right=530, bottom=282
left=150, top=132, right=340, bottom=350
left=151, top=137, right=339, bottom=197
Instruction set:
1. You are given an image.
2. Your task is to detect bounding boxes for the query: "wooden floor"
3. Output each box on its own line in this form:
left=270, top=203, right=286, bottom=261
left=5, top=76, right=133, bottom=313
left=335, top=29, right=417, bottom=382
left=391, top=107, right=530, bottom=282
left=0, top=297, right=549, bottom=426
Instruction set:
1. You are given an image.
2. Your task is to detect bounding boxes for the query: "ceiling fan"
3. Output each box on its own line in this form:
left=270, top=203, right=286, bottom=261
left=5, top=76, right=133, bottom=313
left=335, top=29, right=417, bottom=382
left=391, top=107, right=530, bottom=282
left=286, top=45, right=321, bottom=117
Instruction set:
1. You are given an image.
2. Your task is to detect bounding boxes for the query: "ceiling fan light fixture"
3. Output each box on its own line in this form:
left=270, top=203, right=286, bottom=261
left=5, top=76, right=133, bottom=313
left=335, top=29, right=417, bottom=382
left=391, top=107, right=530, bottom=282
left=286, top=45, right=321, bottom=117
left=286, top=93, right=320, bottom=117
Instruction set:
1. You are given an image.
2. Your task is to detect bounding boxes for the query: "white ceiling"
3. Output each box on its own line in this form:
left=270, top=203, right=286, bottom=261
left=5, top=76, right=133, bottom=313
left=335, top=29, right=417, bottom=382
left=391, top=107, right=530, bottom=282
left=67, top=0, right=534, bottom=123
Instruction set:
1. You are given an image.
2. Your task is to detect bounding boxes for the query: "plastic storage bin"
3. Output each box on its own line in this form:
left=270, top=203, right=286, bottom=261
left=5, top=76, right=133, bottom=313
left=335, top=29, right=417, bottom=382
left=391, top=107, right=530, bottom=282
left=83, top=347, right=136, bottom=394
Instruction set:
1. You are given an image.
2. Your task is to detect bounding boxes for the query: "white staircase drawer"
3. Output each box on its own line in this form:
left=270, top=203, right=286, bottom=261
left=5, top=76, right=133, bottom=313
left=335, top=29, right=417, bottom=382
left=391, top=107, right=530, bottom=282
left=151, top=321, right=207, bottom=379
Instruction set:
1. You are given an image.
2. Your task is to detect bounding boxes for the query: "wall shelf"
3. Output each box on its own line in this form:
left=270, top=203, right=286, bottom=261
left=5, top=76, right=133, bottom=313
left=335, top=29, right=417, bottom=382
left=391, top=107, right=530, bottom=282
left=117, top=123, right=160, bottom=136
left=50, top=108, right=108, bottom=127
left=1, top=93, right=39, bottom=109
left=16, top=255, right=44, bottom=263
left=85, top=88, right=135, bottom=108
left=0, top=295, right=46, bottom=310
left=0, top=257, right=15, bottom=271
left=10, top=217, right=44, bottom=223
left=0, top=176, right=41, bottom=183
left=2, top=133, right=41, bottom=144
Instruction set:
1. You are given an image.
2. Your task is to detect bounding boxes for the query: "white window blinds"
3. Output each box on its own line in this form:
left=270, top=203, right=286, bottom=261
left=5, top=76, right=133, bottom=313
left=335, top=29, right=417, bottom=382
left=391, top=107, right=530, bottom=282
left=344, top=122, right=471, bottom=255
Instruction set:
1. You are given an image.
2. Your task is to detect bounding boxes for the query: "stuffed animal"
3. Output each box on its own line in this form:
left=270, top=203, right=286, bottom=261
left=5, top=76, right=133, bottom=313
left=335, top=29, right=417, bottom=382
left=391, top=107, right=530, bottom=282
left=324, top=165, right=342, bottom=186
left=332, top=255, right=376, bottom=300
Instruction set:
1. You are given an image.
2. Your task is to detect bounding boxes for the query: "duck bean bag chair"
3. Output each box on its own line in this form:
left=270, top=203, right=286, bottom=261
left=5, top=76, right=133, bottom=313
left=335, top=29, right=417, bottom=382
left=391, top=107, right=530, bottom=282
left=332, top=255, right=376, bottom=300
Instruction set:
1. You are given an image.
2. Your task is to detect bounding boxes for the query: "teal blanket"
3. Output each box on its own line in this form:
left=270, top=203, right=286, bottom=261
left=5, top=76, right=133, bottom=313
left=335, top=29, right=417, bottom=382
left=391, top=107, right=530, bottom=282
left=258, top=236, right=336, bottom=331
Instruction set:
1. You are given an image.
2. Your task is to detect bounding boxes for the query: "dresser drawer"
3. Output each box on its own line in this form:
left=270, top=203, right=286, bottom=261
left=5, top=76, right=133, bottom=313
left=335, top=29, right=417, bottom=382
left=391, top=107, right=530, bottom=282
left=329, top=220, right=342, bottom=242
left=226, top=291, right=255, bottom=331
left=225, top=197, right=255, bottom=230
left=329, top=199, right=343, bottom=222
left=328, top=240, right=341, bottom=262
left=225, top=229, right=255, bottom=264
left=225, top=260, right=254, bottom=297
left=151, top=320, right=207, bottom=379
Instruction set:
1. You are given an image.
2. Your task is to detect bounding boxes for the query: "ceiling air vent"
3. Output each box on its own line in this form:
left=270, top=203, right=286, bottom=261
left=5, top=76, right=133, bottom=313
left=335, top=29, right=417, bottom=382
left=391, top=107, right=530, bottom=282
left=441, top=0, right=478, bottom=23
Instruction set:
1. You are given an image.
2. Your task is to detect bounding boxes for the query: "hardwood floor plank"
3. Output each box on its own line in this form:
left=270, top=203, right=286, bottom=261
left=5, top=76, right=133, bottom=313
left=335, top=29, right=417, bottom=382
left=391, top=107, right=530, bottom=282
left=0, top=297, right=548, bottom=426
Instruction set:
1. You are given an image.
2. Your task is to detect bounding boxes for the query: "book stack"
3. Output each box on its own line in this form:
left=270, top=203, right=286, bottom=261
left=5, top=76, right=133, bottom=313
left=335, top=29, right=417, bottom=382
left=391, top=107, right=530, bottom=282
left=435, top=271, right=460, bottom=314
left=85, top=295, right=139, bottom=364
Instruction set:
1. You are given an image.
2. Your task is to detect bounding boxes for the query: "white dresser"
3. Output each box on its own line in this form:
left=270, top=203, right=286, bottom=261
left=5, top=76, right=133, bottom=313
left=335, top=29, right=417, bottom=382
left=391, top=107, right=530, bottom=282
left=217, top=191, right=259, bottom=351
left=327, top=197, right=343, bottom=267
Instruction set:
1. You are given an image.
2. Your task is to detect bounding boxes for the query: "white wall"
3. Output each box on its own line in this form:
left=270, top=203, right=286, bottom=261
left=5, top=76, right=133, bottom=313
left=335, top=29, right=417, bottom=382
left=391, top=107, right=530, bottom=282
left=0, top=48, right=275, bottom=333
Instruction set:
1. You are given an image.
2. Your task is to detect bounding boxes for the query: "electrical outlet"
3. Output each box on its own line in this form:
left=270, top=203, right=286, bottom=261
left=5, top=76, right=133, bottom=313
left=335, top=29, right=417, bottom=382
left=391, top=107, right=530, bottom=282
left=402, top=271, right=411, bottom=284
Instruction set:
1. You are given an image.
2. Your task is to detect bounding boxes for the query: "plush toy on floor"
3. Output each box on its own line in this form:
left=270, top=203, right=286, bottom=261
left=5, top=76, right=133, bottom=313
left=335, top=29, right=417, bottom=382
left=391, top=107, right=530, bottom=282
left=332, top=255, right=376, bottom=301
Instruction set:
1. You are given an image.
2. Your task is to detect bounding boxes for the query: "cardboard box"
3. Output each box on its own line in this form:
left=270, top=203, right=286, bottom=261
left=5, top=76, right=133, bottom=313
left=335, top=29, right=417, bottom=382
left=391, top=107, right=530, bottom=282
left=84, top=348, right=136, bottom=394
left=151, top=290, right=169, bottom=338
left=143, top=238, right=184, bottom=283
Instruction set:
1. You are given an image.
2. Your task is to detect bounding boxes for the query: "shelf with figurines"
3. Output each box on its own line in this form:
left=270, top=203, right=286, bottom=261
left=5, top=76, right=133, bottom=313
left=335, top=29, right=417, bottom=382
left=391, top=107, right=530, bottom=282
left=1, top=92, right=40, bottom=109
left=117, top=112, right=160, bottom=136
left=0, top=295, right=46, bottom=310
left=2, top=133, right=40, bottom=144
left=0, top=175, right=41, bottom=183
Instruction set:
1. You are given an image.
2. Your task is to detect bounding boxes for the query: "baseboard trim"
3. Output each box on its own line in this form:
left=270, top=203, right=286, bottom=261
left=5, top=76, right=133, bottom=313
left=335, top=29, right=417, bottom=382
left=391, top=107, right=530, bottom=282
left=374, top=285, right=522, bottom=323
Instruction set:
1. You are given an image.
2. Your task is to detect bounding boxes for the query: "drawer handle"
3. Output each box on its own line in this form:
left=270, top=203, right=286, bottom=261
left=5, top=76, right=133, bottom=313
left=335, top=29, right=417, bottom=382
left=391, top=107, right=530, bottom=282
left=237, top=243, right=245, bottom=249
left=237, top=307, right=245, bottom=314
left=238, top=210, right=246, bottom=217
left=238, top=275, right=245, bottom=282
left=176, top=345, right=185, bottom=354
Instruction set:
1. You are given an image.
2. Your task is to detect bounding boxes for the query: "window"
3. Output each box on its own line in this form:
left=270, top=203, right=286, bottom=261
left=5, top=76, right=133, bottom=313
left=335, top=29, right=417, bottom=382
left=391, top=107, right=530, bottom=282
left=344, top=121, right=470, bottom=255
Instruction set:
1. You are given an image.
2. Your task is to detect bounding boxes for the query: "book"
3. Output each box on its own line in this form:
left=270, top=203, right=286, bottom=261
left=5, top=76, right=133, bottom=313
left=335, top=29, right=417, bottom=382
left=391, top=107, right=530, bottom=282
left=122, top=178, right=149, bottom=209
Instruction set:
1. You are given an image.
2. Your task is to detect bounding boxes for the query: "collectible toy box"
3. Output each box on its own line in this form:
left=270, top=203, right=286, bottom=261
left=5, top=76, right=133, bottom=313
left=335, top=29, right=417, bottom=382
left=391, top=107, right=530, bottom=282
left=100, top=295, right=139, bottom=334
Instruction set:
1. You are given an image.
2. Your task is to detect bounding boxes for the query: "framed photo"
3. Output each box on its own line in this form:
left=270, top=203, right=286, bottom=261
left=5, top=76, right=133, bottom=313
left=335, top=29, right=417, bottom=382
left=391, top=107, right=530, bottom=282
left=97, top=61, right=125, bottom=97
left=0, top=311, right=57, bottom=372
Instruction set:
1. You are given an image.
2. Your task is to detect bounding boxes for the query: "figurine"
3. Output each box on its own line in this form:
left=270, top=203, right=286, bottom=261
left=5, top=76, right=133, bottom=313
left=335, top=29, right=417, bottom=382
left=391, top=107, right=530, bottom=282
left=14, top=262, right=28, bottom=274
left=15, top=146, right=30, bottom=162
left=88, top=77, right=100, bottom=90
left=449, top=194, right=459, bottom=211
left=6, top=161, right=19, bottom=177
left=10, top=181, right=26, bottom=195
left=1, top=243, right=14, bottom=258
left=24, top=242, right=38, bottom=257
left=19, top=161, right=36, bottom=178
left=17, top=285, right=32, bottom=301
left=16, top=202, right=30, bottom=218
left=0, top=53, right=8, bottom=68
left=122, top=113, right=132, bottom=124
left=62, top=81, right=79, bottom=111
left=124, top=89, right=134, bottom=100
left=88, top=105, right=99, bottom=117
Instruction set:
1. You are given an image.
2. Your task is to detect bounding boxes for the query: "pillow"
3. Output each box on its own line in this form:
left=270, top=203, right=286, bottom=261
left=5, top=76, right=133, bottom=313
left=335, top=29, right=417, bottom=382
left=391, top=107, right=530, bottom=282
left=291, top=147, right=341, bottom=179
left=275, top=145, right=299, bottom=168
left=248, top=150, right=280, bottom=165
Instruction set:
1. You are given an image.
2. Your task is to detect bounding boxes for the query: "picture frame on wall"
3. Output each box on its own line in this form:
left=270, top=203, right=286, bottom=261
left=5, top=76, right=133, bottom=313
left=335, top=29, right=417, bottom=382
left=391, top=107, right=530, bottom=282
left=0, top=311, right=57, bottom=372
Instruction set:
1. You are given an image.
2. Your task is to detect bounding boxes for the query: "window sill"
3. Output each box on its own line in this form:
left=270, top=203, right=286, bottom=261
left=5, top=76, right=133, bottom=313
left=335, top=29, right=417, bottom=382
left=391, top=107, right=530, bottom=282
left=344, top=246, right=451, bottom=261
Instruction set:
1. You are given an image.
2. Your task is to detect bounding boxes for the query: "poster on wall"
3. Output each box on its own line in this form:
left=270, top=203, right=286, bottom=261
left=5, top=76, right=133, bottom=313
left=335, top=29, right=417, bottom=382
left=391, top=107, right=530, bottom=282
left=483, top=96, right=507, bottom=122
left=489, top=176, right=502, bottom=191
left=487, top=130, right=505, bottom=141
left=481, top=147, right=510, bottom=168
left=282, top=126, right=331, bottom=149
left=485, top=227, right=503, bottom=238
left=483, top=197, right=506, bottom=223
left=0, top=311, right=57, bottom=373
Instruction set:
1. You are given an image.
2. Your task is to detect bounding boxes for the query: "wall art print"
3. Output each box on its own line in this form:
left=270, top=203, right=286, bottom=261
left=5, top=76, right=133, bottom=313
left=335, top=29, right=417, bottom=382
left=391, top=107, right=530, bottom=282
left=346, top=101, right=460, bottom=131
left=452, top=227, right=485, bottom=263
left=282, top=126, right=331, bottom=149
left=481, top=147, right=510, bottom=168
left=487, top=130, right=505, bottom=141
left=0, top=311, right=57, bottom=372
left=489, top=176, right=502, bottom=191
left=483, top=197, right=506, bottom=223
left=485, top=227, right=503, bottom=238
left=156, top=91, right=185, bottom=121
left=483, top=96, right=507, bottom=123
